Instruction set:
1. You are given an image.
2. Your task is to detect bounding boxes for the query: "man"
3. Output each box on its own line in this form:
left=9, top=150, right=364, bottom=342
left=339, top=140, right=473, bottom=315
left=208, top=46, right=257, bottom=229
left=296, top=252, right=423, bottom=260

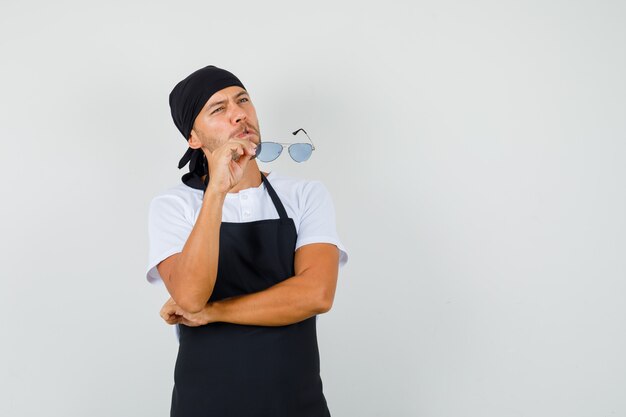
left=146, top=65, right=348, bottom=416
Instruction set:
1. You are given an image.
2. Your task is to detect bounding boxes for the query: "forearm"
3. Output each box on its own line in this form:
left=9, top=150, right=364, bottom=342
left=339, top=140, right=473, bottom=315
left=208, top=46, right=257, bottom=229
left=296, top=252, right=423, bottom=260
left=171, top=189, right=225, bottom=312
left=207, top=274, right=332, bottom=326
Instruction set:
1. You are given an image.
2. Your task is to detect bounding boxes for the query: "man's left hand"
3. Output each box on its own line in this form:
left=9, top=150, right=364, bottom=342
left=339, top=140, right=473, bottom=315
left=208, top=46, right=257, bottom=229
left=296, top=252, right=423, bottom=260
left=160, top=297, right=212, bottom=327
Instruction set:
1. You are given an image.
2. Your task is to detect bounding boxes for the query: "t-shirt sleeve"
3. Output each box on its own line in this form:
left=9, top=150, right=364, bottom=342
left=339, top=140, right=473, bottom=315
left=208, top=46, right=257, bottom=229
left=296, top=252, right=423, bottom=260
left=146, top=194, right=194, bottom=284
left=295, top=181, right=348, bottom=268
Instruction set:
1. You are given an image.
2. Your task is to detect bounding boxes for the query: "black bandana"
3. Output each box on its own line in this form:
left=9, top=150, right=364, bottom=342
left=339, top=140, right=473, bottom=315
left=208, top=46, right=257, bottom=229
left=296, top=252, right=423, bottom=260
left=169, top=65, right=246, bottom=189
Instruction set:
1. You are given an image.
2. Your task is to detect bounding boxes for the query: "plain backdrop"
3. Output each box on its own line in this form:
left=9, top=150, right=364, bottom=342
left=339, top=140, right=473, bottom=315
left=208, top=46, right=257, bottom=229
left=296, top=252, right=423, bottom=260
left=1, top=0, right=625, bottom=416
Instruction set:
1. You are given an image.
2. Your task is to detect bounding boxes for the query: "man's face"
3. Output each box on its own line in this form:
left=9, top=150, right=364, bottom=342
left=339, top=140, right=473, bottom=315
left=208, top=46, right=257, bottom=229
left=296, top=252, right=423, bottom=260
left=188, top=85, right=261, bottom=152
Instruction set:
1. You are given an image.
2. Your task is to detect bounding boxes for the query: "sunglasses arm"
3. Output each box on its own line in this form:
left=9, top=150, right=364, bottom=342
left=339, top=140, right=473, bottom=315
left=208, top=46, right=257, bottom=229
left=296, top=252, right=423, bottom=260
left=292, top=128, right=316, bottom=150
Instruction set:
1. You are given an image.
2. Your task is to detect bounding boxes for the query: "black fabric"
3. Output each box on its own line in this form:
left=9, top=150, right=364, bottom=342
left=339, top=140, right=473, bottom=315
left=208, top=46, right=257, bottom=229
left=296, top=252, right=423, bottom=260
left=169, top=65, right=246, bottom=183
left=170, top=172, right=331, bottom=417
left=180, top=151, right=209, bottom=191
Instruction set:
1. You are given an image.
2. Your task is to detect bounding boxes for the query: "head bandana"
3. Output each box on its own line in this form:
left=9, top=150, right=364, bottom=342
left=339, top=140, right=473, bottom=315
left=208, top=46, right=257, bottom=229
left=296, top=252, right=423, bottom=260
left=169, top=65, right=246, bottom=188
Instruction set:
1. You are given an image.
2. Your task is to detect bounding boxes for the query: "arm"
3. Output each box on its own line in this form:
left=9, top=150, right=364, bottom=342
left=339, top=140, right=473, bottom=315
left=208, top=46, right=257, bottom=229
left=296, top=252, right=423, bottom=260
left=161, top=243, right=339, bottom=327
left=157, top=189, right=224, bottom=313
left=210, top=243, right=340, bottom=326
left=157, top=139, right=257, bottom=313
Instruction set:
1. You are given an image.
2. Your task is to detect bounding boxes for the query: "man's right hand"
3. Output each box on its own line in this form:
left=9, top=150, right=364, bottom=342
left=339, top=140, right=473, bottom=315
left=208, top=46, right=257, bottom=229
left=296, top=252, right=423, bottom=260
left=203, top=138, right=257, bottom=195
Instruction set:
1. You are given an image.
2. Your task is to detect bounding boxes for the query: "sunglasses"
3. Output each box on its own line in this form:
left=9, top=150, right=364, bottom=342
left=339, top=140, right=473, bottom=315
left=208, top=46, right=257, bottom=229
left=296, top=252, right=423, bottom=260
left=255, top=128, right=316, bottom=163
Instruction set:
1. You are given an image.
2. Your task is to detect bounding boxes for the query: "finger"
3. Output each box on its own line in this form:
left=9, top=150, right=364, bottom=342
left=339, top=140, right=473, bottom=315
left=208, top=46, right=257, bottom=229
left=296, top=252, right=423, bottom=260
left=164, top=311, right=181, bottom=322
left=234, top=152, right=253, bottom=168
left=214, top=140, right=256, bottom=165
left=224, top=138, right=256, bottom=153
left=230, top=147, right=243, bottom=162
left=160, top=304, right=177, bottom=320
left=160, top=309, right=173, bottom=320
left=230, top=142, right=256, bottom=164
left=244, top=142, right=257, bottom=156
left=215, top=144, right=243, bottom=163
left=181, top=317, right=200, bottom=327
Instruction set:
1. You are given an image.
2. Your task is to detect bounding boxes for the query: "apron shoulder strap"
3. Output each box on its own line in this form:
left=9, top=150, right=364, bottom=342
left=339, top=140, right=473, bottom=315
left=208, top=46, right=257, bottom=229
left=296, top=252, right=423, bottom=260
left=261, top=172, right=289, bottom=221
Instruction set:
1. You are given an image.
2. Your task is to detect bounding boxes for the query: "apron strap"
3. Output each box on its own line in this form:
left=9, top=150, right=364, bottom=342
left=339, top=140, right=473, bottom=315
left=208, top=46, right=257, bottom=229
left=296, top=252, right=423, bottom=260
left=261, top=172, right=289, bottom=221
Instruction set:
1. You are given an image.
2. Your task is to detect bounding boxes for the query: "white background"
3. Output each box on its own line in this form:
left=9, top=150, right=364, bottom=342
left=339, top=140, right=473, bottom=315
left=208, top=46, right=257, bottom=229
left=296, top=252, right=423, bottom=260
left=1, top=0, right=625, bottom=416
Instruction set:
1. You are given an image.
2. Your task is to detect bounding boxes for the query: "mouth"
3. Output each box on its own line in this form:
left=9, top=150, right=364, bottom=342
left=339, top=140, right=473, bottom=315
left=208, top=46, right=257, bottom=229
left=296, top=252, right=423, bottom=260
left=235, top=127, right=257, bottom=139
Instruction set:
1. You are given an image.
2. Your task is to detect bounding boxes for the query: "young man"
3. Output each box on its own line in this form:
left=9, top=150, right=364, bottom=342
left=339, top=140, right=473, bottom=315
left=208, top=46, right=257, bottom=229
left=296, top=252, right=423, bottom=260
left=146, top=65, right=348, bottom=417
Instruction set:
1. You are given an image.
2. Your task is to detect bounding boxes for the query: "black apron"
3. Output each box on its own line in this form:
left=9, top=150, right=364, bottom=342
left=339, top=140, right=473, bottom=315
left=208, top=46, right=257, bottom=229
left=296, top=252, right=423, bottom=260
left=171, top=172, right=331, bottom=417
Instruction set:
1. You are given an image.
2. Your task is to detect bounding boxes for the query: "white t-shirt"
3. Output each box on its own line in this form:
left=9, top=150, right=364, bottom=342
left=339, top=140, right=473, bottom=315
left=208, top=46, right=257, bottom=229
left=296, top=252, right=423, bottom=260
left=146, top=171, right=348, bottom=285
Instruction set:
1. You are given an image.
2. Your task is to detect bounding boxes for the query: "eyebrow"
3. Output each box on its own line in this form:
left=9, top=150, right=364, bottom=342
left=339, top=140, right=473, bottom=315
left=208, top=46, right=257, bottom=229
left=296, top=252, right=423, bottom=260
left=206, top=90, right=249, bottom=110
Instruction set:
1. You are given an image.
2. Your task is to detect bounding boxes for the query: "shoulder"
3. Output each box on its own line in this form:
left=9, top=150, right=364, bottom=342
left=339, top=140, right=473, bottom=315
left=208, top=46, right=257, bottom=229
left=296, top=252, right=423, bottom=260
left=266, top=172, right=332, bottom=205
left=269, top=172, right=348, bottom=266
left=148, top=182, right=203, bottom=220
left=150, top=182, right=203, bottom=202
left=266, top=172, right=336, bottom=225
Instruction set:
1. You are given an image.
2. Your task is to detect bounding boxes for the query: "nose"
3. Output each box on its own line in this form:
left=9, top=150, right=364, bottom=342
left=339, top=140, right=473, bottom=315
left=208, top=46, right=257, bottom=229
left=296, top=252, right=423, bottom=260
left=230, top=104, right=247, bottom=125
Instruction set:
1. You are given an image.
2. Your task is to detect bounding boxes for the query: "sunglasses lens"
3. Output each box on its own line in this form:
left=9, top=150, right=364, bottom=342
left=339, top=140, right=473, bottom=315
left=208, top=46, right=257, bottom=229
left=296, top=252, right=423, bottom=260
left=288, top=143, right=313, bottom=162
left=256, top=142, right=283, bottom=162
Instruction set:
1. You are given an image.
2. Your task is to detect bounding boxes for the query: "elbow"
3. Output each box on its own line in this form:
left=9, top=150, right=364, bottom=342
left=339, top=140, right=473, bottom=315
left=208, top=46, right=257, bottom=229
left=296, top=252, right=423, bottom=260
left=177, top=298, right=207, bottom=315
left=313, top=287, right=335, bottom=314
left=168, top=271, right=213, bottom=314
left=316, top=301, right=333, bottom=314
left=172, top=284, right=213, bottom=314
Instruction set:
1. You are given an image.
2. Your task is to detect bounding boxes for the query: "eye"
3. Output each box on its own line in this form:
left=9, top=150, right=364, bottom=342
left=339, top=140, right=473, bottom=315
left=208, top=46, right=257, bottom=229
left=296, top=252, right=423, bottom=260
left=239, top=97, right=249, bottom=103
left=211, top=106, right=224, bottom=114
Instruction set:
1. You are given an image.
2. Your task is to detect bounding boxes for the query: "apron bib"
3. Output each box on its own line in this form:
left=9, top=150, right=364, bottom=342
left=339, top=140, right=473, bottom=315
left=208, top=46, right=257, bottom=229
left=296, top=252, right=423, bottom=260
left=171, top=172, right=330, bottom=417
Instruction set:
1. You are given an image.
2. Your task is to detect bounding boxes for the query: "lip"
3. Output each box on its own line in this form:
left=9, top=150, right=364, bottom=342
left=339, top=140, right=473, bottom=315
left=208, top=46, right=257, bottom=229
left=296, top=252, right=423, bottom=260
left=235, top=130, right=256, bottom=139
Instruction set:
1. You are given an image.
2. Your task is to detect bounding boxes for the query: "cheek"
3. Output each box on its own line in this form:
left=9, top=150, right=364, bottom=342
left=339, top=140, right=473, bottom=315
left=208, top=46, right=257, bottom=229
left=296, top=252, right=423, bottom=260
left=247, top=110, right=260, bottom=128
left=199, top=118, right=226, bottom=137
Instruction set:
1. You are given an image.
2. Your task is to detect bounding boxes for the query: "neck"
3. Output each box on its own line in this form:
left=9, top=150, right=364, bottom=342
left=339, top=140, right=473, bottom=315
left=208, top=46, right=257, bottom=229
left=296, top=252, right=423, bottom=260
left=203, top=160, right=267, bottom=193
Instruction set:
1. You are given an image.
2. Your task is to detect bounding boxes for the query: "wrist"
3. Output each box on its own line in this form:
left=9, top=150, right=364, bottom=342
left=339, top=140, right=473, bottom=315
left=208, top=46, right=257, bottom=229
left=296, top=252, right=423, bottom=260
left=204, top=302, right=220, bottom=324
left=203, top=186, right=227, bottom=202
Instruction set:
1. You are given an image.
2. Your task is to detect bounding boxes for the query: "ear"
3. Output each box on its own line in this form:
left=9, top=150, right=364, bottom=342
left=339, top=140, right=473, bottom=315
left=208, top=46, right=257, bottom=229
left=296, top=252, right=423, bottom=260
left=188, top=129, right=202, bottom=149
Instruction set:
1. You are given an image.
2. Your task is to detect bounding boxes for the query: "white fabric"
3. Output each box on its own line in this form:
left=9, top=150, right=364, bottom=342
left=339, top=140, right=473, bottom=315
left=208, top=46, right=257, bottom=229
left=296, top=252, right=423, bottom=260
left=146, top=171, right=348, bottom=284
